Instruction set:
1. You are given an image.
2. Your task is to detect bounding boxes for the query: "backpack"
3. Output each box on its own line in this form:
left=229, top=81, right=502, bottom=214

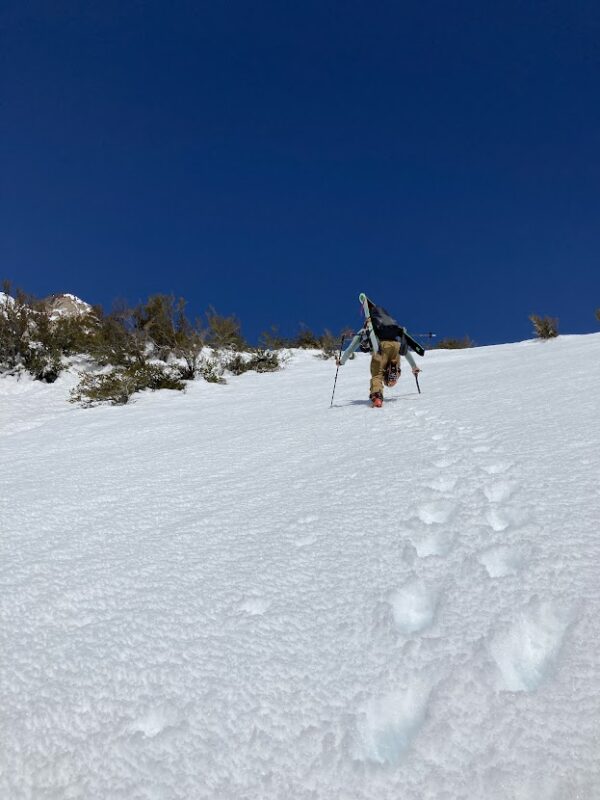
left=368, top=300, right=404, bottom=341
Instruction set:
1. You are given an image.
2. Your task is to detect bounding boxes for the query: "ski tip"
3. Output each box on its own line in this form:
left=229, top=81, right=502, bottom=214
left=359, top=292, right=367, bottom=302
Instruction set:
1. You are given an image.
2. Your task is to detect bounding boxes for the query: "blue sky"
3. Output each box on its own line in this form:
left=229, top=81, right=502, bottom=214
left=2, top=1, right=599, bottom=344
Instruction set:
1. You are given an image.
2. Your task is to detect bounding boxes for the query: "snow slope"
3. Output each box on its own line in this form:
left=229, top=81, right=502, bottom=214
left=2, top=335, right=600, bottom=800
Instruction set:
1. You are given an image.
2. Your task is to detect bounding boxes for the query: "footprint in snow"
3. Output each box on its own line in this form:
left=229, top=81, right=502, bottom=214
left=238, top=597, right=271, bottom=616
left=426, top=475, right=458, bottom=493
left=411, top=528, right=455, bottom=558
left=289, top=515, right=319, bottom=546
left=488, top=597, right=573, bottom=691
left=294, top=514, right=319, bottom=526
left=433, top=457, right=459, bottom=469
left=416, top=500, right=456, bottom=525
left=484, top=506, right=529, bottom=532
left=295, top=534, right=316, bottom=548
left=478, top=544, right=526, bottom=577
left=128, top=706, right=181, bottom=738
left=485, top=508, right=511, bottom=532
left=388, top=579, right=438, bottom=634
left=483, top=480, right=517, bottom=504
left=354, top=682, right=432, bottom=765
left=480, top=462, right=513, bottom=475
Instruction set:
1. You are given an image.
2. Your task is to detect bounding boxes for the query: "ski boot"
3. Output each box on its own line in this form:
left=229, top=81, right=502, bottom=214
left=370, top=391, right=383, bottom=408
left=384, top=362, right=400, bottom=387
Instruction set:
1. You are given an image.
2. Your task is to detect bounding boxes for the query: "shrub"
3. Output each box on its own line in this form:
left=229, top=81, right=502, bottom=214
left=595, top=308, right=600, bottom=322
left=198, top=357, right=226, bottom=384
left=50, top=313, right=98, bottom=356
left=86, top=303, right=146, bottom=367
left=530, top=314, right=559, bottom=339
left=259, top=325, right=293, bottom=350
left=132, top=294, right=205, bottom=365
left=87, top=296, right=206, bottom=375
left=246, top=349, right=280, bottom=372
left=22, top=343, right=62, bottom=383
left=174, top=329, right=205, bottom=380
left=317, top=329, right=341, bottom=360
left=70, top=370, right=134, bottom=406
left=0, top=284, right=66, bottom=381
left=294, top=324, right=322, bottom=349
left=205, top=307, right=246, bottom=351
left=132, top=294, right=178, bottom=353
left=0, top=285, right=32, bottom=371
left=435, top=336, right=475, bottom=350
left=225, top=349, right=280, bottom=375
left=224, top=352, right=249, bottom=376
left=70, top=362, right=186, bottom=407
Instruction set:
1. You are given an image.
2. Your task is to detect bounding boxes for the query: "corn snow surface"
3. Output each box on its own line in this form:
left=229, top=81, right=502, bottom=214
left=2, top=335, right=600, bottom=800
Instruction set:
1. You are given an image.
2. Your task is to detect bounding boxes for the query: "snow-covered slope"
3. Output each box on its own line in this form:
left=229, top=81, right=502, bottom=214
left=2, top=335, right=600, bottom=799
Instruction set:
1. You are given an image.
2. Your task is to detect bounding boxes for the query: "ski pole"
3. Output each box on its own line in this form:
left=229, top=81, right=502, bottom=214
left=415, top=373, right=421, bottom=394
left=329, top=335, right=345, bottom=408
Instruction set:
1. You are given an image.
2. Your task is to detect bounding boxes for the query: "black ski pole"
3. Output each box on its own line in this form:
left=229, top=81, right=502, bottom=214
left=415, top=373, right=421, bottom=394
left=329, top=335, right=345, bottom=408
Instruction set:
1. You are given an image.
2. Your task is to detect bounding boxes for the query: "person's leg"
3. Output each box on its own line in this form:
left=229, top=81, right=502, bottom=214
left=370, top=350, right=384, bottom=396
left=386, top=340, right=401, bottom=381
left=370, top=341, right=399, bottom=395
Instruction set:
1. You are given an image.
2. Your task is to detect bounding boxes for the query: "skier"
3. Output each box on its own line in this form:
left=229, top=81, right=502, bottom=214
left=336, top=298, right=422, bottom=407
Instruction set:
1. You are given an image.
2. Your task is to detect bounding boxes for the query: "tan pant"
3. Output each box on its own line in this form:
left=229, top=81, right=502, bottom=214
left=370, top=340, right=400, bottom=395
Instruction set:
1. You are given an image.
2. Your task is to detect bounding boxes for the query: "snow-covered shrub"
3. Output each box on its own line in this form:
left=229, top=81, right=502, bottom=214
left=0, top=286, right=30, bottom=372
left=530, top=314, right=559, bottom=339
left=435, top=336, right=474, bottom=349
left=198, top=357, right=226, bottom=384
left=248, top=349, right=280, bottom=372
left=0, top=284, right=65, bottom=381
left=70, top=363, right=185, bottom=407
left=224, top=352, right=249, bottom=376
left=224, top=349, right=280, bottom=375
left=22, top=343, right=62, bottom=383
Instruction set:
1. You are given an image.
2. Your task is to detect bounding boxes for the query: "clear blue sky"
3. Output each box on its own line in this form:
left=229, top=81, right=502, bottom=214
left=2, top=1, right=599, bottom=344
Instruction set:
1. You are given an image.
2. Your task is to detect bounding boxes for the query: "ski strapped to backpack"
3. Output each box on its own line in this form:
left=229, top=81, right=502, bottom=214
left=359, top=293, right=426, bottom=357
left=359, top=293, right=380, bottom=352
left=337, top=293, right=426, bottom=369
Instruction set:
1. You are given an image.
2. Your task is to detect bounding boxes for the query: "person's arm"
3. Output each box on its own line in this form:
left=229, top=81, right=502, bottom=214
left=404, top=348, right=421, bottom=374
left=337, top=329, right=363, bottom=365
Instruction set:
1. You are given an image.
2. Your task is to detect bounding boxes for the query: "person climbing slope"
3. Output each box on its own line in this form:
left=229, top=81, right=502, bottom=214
left=336, top=295, right=423, bottom=407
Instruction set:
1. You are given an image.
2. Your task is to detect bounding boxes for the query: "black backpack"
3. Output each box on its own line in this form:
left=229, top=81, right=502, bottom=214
left=368, top=300, right=404, bottom=342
